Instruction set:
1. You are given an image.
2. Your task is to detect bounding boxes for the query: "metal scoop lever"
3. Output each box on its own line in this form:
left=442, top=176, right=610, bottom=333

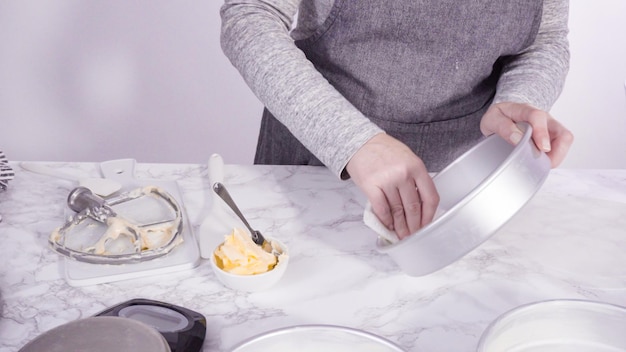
left=67, top=186, right=117, bottom=223
left=67, top=187, right=174, bottom=227
left=212, top=182, right=276, bottom=255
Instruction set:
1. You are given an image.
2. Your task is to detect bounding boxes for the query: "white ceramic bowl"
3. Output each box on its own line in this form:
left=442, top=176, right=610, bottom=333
left=210, top=238, right=289, bottom=292
left=477, top=299, right=626, bottom=352
left=376, top=122, right=550, bottom=276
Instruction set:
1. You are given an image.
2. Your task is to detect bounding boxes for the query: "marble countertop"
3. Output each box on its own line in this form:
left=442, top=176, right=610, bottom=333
left=1, top=161, right=625, bottom=352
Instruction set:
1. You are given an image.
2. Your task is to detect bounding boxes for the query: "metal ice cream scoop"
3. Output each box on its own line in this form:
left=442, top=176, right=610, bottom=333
left=50, top=186, right=184, bottom=265
left=212, top=182, right=277, bottom=256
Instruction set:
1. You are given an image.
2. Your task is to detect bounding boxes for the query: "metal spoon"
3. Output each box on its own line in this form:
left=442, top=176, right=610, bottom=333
left=212, top=182, right=277, bottom=256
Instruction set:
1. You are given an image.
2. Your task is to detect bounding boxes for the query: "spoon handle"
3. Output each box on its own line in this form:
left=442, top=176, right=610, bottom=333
left=21, top=162, right=79, bottom=181
left=212, top=182, right=265, bottom=245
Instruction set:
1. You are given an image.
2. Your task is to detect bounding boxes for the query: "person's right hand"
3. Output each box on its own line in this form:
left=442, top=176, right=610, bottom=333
left=480, top=102, right=573, bottom=168
left=346, top=133, right=440, bottom=239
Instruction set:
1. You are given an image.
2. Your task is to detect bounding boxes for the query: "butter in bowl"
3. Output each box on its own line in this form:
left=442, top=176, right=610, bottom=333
left=210, top=227, right=289, bottom=292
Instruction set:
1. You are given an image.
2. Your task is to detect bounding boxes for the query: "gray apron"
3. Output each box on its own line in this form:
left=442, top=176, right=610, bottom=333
left=255, top=0, right=543, bottom=172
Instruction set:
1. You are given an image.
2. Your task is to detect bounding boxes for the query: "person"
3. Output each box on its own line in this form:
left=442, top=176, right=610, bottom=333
left=220, top=0, right=574, bottom=239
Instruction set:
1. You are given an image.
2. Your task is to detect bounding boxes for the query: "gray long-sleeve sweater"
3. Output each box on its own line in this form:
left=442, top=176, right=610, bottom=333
left=220, top=0, right=570, bottom=178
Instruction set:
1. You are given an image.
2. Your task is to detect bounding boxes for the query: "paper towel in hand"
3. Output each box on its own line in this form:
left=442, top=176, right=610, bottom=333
left=363, top=202, right=446, bottom=244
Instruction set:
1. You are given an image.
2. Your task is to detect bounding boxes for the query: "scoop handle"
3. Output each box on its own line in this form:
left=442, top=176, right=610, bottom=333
left=21, top=162, right=79, bottom=181
left=67, top=187, right=107, bottom=213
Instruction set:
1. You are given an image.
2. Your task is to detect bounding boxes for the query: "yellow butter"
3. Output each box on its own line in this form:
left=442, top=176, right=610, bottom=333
left=214, top=228, right=277, bottom=275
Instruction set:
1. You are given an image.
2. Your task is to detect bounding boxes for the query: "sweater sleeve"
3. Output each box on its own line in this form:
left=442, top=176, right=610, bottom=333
left=220, top=0, right=384, bottom=178
left=492, top=0, right=570, bottom=111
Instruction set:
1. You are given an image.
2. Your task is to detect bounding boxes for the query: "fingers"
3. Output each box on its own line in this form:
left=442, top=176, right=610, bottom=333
left=480, top=104, right=526, bottom=145
left=415, top=174, right=439, bottom=227
left=384, top=180, right=422, bottom=238
left=369, top=177, right=421, bottom=239
left=545, top=119, right=574, bottom=167
left=367, top=186, right=394, bottom=232
left=373, top=180, right=436, bottom=239
left=481, top=103, right=549, bottom=149
left=346, top=133, right=441, bottom=239
left=524, top=107, right=551, bottom=152
left=481, top=102, right=573, bottom=166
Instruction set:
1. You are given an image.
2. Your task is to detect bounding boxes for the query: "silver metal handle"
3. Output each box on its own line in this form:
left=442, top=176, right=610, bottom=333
left=67, top=186, right=117, bottom=223
left=212, top=182, right=266, bottom=246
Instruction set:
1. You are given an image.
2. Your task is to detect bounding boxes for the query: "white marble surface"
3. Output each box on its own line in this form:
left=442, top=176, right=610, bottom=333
left=0, top=162, right=625, bottom=352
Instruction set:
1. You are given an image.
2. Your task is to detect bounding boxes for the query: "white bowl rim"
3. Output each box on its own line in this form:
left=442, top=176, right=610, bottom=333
left=477, top=298, right=626, bottom=350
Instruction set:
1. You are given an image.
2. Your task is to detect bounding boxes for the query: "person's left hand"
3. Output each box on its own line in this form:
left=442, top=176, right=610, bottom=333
left=480, top=102, right=574, bottom=167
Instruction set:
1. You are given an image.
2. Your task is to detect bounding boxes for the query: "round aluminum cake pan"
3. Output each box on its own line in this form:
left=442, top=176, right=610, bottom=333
left=230, top=324, right=405, bottom=352
left=376, top=122, right=550, bottom=276
left=477, top=299, right=626, bottom=351
left=18, top=316, right=170, bottom=352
